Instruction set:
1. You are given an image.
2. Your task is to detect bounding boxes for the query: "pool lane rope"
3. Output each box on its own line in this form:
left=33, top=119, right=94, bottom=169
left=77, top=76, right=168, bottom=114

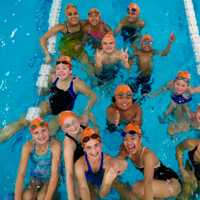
left=183, top=0, right=200, bottom=74
left=27, top=0, right=62, bottom=121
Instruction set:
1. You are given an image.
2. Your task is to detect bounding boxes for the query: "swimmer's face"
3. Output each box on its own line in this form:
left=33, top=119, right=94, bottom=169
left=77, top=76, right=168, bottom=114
left=31, top=127, right=49, bottom=145
left=61, top=116, right=81, bottom=136
left=115, top=92, right=133, bottom=111
left=83, top=139, right=102, bottom=160
left=174, top=79, right=189, bottom=95
left=66, top=7, right=79, bottom=25
left=56, top=64, right=71, bottom=80
left=123, top=133, right=140, bottom=154
left=127, top=7, right=138, bottom=21
left=88, top=12, right=100, bottom=26
left=141, top=39, right=152, bottom=52
left=102, top=35, right=116, bottom=53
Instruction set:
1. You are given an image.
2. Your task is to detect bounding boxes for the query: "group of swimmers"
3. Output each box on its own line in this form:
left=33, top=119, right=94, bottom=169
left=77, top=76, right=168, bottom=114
left=1, top=2, right=200, bottom=200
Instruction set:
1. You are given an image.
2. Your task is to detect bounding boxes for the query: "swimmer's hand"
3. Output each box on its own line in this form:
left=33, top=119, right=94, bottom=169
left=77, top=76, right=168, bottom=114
left=112, top=110, right=120, bottom=126
left=169, top=32, right=175, bottom=43
left=121, top=48, right=130, bottom=68
left=95, top=49, right=103, bottom=68
left=45, top=54, right=52, bottom=64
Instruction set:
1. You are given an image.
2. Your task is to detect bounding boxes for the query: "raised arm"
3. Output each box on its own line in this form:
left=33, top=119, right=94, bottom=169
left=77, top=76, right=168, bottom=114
left=189, top=86, right=200, bottom=94
left=75, top=159, right=91, bottom=200
left=40, top=24, right=65, bottom=63
left=44, top=140, right=61, bottom=200
left=159, top=33, right=175, bottom=56
left=15, top=142, right=32, bottom=200
left=74, top=78, right=97, bottom=114
left=114, top=18, right=126, bottom=34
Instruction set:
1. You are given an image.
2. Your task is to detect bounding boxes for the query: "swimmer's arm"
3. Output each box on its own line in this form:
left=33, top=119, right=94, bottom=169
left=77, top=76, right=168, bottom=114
left=117, top=145, right=128, bottom=159
left=15, top=142, right=32, bottom=200
left=114, top=19, right=126, bottom=34
left=74, top=79, right=97, bottom=114
left=40, top=24, right=65, bottom=60
left=143, top=152, right=156, bottom=200
left=45, top=140, right=61, bottom=200
left=133, top=104, right=142, bottom=126
left=64, top=140, right=77, bottom=200
left=189, top=86, right=200, bottom=94
left=75, top=160, right=92, bottom=200
left=95, top=49, right=103, bottom=71
left=99, top=159, right=128, bottom=198
left=106, top=106, right=120, bottom=127
left=159, top=33, right=175, bottom=56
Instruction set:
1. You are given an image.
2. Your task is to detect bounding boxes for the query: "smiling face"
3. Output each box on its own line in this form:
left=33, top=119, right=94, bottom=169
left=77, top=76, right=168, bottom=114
left=101, top=34, right=116, bottom=54
left=115, top=92, right=133, bottom=111
left=55, top=64, right=71, bottom=80
left=66, top=6, right=80, bottom=26
left=123, top=133, right=140, bottom=154
left=88, top=10, right=100, bottom=26
left=83, top=139, right=102, bottom=160
left=61, top=116, right=81, bottom=136
left=174, top=79, right=189, bottom=95
left=127, top=4, right=140, bottom=22
left=141, top=39, right=152, bottom=52
left=31, top=126, right=49, bottom=145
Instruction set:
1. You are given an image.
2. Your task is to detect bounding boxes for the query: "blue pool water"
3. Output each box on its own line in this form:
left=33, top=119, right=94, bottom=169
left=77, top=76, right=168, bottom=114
left=0, top=0, right=200, bottom=199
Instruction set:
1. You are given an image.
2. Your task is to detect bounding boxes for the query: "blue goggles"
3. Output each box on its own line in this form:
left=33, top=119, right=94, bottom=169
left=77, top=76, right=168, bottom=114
left=127, top=8, right=137, bottom=14
left=143, top=40, right=152, bottom=46
left=121, top=130, right=138, bottom=138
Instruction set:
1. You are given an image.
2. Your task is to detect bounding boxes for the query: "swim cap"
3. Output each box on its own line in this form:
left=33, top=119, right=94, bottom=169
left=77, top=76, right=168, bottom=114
left=58, top=111, right=76, bottom=126
left=128, top=3, right=140, bottom=16
left=176, top=71, right=191, bottom=81
left=65, top=3, right=77, bottom=15
left=88, top=8, right=100, bottom=16
left=29, top=117, right=48, bottom=134
left=56, top=56, right=72, bottom=70
left=123, top=123, right=142, bottom=136
left=114, top=84, right=133, bottom=96
left=141, top=34, right=152, bottom=42
left=80, top=127, right=100, bottom=144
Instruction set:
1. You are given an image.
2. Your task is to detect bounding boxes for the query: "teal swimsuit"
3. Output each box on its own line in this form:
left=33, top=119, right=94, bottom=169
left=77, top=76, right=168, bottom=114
left=30, top=142, right=52, bottom=183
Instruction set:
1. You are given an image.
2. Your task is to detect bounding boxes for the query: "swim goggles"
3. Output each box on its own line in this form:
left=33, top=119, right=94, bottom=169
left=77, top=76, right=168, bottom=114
left=56, top=60, right=72, bottom=67
left=116, top=92, right=133, bottom=98
left=30, top=121, right=48, bottom=133
left=142, top=40, right=152, bottom=46
left=121, top=130, right=138, bottom=138
left=127, top=7, right=137, bottom=15
left=67, top=11, right=78, bottom=16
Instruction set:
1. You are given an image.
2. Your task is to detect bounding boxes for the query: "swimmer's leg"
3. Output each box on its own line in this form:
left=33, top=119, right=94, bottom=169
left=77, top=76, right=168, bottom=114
left=112, top=179, right=133, bottom=200
left=37, top=183, right=48, bottom=200
left=168, top=121, right=190, bottom=135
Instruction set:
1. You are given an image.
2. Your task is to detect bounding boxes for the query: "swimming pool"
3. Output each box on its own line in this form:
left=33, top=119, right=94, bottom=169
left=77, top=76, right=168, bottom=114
left=0, top=0, right=200, bottom=199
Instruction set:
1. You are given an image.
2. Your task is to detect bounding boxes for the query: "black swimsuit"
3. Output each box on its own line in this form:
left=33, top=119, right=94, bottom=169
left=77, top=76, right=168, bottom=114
left=49, top=78, right=77, bottom=115
left=188, top=146, right=200, bottom=180
left=65, top=132, right=84, bottom=163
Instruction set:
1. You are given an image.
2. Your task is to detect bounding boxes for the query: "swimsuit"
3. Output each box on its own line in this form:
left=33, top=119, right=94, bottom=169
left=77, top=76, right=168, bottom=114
left=49, top=77, right=77, bottom=115
left=188, top=146, right=200, bottom=180
left=171, top=93, right=192, bottom=104
left=65, top=131, right=84, bottom=163
left=85, top=152, right=105, bottom=188
left=30, top=142, right=52, bottom=183
left=58, top=22, right=84, bottom=59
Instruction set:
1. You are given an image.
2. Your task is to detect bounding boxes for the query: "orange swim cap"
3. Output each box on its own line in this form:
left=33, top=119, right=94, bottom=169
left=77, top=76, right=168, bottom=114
left=58, top=111, right=76, bottom=126
left=128, top=3, right=140, bottom=16
left=141, top=34, right=152, bottom=42
left=124, top=123, right=142, bottom=136
left=65, top=3, right=77, bottom=15
left=176, top=71, right=191, bottom=80
left=80, top=127, right=100, bottom=144
left=114, top=84, right=133, bottom=96
left=29, top=117, right=48, bottom=134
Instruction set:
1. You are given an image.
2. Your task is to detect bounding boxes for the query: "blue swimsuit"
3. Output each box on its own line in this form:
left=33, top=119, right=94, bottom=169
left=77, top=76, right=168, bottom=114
left=30, top=142, right=52, bottom=183
left=49, top=77, right=77, bottom=115
left=85, top=152, right=105, bottom=188
left=171, top=93, right=192, bottom=104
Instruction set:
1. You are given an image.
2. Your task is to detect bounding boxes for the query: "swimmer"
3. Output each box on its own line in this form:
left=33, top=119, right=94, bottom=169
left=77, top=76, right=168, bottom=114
left=114, top=3, right=144, bottom=44
left=40, top=4, right=89, bottom=65
left=0, top=56, right=97, bottom=143
left=106, top=84, right=142, bottom=132
left=58, top=111, right=94, bottom=200
left=83, top=8, right=111, bottom=49
left=94, top=32, right=130, bottom=84
left=15, top=117, right=61, bottom=200
left=150, top=71, right=200, bottom=135
left=176, top=139, right=200, bottom=199
left=119, top=123, right=181, bottom=199
left=128, top=33, right=175, bottom=96
left=75, top=127, right=131, bottom=200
